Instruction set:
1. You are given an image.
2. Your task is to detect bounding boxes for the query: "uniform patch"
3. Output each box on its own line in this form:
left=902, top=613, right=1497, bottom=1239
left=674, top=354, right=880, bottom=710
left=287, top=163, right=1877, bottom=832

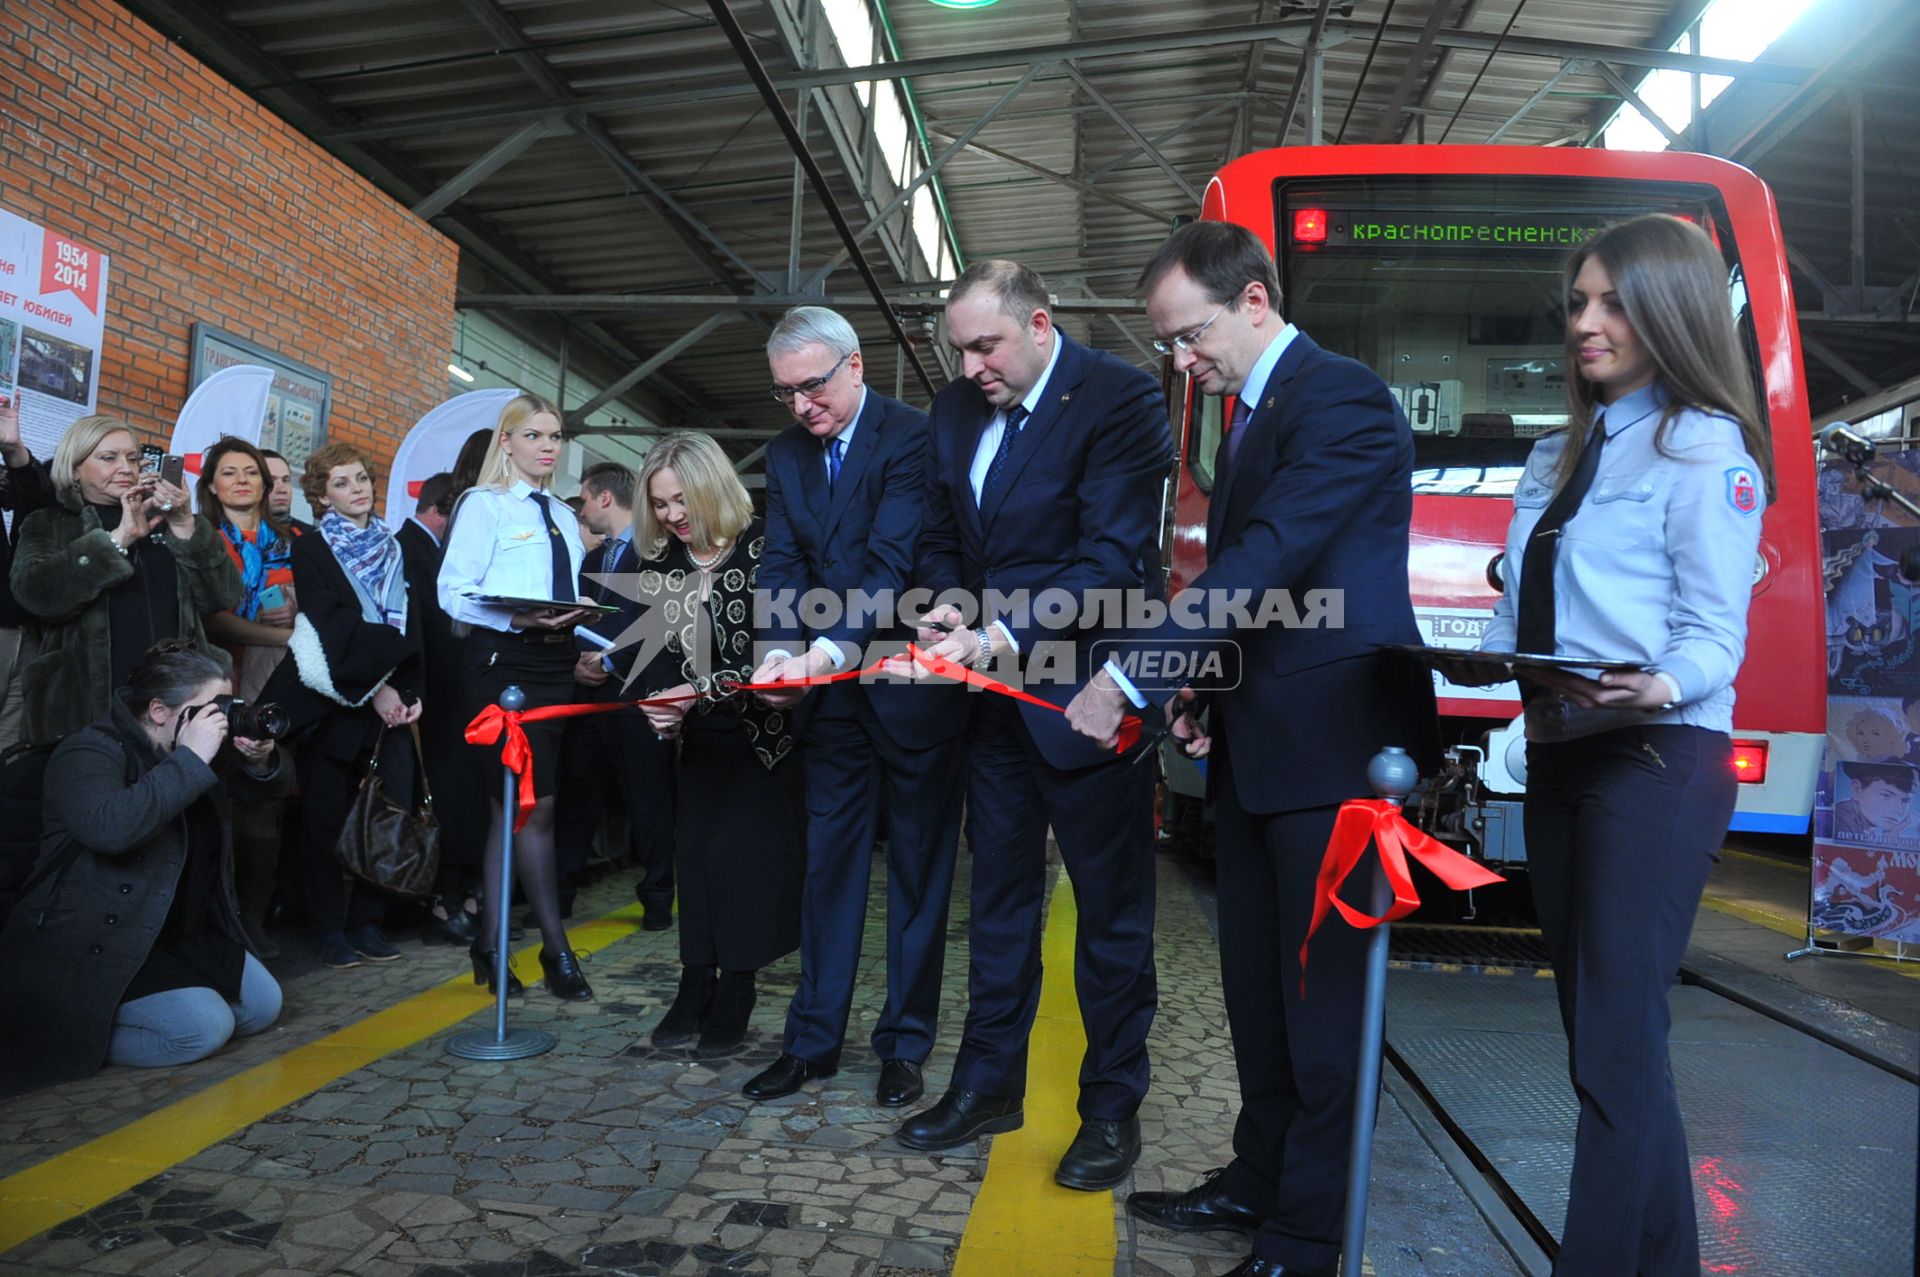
left=1726, top=466, right=1759, bottom=515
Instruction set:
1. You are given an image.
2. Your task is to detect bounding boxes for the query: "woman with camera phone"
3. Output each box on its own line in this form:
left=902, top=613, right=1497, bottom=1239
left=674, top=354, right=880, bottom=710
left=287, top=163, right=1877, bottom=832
left=437, top=393, right=593, bottom=1001
left=261, top=444, right=423, bottom=972
left=0, top=642, right=288, bottom=1096
left=11, top=415, right=241, bottom=743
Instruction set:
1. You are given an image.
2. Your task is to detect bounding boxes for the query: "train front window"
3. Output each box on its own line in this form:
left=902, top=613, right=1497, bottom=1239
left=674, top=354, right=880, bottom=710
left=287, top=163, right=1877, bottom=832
left=1275, top=176, right=1732, bottom=496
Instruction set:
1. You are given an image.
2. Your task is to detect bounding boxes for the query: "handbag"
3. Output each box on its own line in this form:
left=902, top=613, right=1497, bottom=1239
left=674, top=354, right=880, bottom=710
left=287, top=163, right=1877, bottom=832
left=333, top=722, right=441, bottom=898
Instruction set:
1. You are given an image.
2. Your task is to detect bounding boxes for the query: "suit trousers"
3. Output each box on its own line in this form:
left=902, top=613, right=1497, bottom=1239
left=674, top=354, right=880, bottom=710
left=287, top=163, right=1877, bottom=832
left=1525, top=724, right=1733, bottom=1277
left=1209, top=743, right=1368, bottom=1275
left=782, top=690, right=963, bottom=1067
left=952, top=694, right=1156, bottom=1119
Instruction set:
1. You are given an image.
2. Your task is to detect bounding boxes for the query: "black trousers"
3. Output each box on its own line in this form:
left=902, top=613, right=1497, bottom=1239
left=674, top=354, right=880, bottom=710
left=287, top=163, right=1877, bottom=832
left=1526, top=724, right=1734, bottom=1277
left=1209, top=743, right=1367, bottom=1274
left=951, top=694, right=1157, bottom=1120
left=555, top=705, right=676, bottom=906
left=299, top=725, right=416, bottom=935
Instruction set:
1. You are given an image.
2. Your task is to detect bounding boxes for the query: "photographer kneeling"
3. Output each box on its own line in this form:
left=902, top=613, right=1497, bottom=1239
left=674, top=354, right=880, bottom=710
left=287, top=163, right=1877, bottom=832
left=0, top=641, right=289, bottom=1096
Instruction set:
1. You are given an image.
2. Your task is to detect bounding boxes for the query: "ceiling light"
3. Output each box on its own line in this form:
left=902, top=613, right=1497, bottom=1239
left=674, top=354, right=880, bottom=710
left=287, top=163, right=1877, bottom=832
left=447, top=363, right=475, bottom=383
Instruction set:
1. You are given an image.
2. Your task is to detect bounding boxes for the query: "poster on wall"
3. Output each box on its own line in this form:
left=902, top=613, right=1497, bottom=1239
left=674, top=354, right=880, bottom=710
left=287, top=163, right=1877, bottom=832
left=189, top=323, right=331, bottom=479
left=0, top=206, right=111, bottom=459
left=1813, top=450, right=1920, bottom=946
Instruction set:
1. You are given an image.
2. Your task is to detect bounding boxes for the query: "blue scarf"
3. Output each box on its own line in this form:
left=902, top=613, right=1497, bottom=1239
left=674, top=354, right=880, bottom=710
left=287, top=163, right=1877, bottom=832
left=318, top=512, right=408, bottom=631
left=218, top=517, right=291, bottom=620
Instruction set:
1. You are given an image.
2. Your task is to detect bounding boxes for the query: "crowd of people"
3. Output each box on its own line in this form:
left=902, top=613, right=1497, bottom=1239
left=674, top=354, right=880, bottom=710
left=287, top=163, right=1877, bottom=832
left=0, top=212, right=1765, bottom=1277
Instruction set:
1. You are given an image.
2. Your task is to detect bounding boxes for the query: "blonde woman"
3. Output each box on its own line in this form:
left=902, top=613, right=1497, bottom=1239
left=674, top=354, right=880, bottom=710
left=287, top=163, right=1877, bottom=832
left=633, top=433, right=803, bottom=1056
left=11, top=415, right=239, bottom=742
left=437, top=392, right=592, bottom=1001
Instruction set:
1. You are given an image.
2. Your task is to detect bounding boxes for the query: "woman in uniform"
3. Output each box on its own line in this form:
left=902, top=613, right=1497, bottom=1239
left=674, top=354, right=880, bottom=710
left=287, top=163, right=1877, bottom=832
left=1451, top=213, right=1772, bottom=1277
left=632, top=432, right=804, bottom=1056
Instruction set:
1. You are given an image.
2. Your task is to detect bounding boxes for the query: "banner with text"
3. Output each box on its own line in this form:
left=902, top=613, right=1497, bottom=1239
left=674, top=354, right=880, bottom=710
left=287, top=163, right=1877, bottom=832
left=0, top=206, right=111, bottom=460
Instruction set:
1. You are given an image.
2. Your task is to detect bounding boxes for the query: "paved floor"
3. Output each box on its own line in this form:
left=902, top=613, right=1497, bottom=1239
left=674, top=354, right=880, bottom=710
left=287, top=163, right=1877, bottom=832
left=0, top=847, right=1527, bottom=1277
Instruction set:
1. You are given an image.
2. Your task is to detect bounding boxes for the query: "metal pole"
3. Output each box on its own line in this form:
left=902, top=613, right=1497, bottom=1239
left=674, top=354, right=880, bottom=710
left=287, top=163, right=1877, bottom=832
left=1341, top=745, right=1418, bottom=1276
left=447, top=686, right=555, bottom=1061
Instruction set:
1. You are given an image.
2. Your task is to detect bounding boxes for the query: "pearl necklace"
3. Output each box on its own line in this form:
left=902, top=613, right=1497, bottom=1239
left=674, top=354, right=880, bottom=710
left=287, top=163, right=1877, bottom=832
left=688, top=541, right=730, bottom=571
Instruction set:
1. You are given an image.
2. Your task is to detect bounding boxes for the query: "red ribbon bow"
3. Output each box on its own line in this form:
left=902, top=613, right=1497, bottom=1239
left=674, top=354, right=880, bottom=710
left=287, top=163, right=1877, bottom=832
left=1298, top=798, right=1506, bottom=995
left=465, top=643, right=1142, bottom=831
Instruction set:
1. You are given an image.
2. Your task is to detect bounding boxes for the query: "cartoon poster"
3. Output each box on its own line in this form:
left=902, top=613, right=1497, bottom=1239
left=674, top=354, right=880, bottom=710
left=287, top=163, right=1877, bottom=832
left=1813, top=449, right=1920, bottom=946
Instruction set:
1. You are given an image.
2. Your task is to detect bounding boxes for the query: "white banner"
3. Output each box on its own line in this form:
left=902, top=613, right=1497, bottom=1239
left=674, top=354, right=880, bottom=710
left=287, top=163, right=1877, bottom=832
left=383, top=388, right=518, bottom=530
left=168, top=364, right=275, bottom=513
left=0, top=206, right=111, bottom=461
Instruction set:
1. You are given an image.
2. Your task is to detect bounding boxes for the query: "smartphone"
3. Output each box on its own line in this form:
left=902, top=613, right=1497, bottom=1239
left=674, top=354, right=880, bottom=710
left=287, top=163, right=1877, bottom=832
left=139, top=443, right=163, bottom=478
left=256, top=584, right=287, bottom=612
left=160, top=454, right=185, bottom=491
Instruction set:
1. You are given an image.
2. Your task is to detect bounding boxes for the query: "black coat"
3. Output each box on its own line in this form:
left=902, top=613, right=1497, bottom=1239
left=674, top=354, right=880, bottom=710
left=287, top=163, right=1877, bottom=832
left=0, top=693, right=290, bottom=1096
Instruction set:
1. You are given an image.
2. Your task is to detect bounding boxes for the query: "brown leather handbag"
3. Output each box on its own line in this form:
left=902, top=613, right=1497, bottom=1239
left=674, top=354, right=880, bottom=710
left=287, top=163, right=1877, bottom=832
left=333, top=723, right=440, bottom=898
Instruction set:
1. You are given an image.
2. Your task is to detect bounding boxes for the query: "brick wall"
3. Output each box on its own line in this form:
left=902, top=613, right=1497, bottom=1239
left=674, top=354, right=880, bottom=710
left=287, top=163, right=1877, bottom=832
left=0, top=0, right=457, bottom=469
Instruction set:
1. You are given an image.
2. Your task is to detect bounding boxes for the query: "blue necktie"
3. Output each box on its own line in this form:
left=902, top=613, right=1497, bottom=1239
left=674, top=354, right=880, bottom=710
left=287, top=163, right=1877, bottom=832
left=827, top=436, right=846, bottom=489
left=529, top=492, right=570, bottom=601
left=596, top=538, right=625, bottom=603
left=1225, top=396, right=1253, bottom=470
left=981, top=405, right=1030, bottom=504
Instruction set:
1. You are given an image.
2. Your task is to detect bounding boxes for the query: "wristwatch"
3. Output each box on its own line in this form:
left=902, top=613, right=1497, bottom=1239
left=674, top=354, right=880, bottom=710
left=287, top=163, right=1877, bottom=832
left=974, top=626, right=995, bottom=665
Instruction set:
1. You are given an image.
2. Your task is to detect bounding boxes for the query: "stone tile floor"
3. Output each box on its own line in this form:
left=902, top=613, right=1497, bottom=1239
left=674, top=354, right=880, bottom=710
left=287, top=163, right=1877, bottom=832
left=0, top=848, right=1525, bottom=1276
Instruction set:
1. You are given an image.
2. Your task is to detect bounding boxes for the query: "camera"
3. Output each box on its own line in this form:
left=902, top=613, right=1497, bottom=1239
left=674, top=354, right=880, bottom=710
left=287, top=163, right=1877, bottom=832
left=211, top=695, right=290, bottom=740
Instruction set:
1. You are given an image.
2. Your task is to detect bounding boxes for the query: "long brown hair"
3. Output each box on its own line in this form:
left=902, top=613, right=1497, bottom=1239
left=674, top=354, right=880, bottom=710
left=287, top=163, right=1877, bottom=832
left=1557, top=214, right=1774, bottom=498
left=195, top=435, right=287, bottom=533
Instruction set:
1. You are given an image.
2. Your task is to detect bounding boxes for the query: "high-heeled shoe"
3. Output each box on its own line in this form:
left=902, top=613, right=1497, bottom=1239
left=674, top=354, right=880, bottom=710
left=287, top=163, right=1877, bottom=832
left=540, top=948, right=593, bottom=1001
left=652, top=966, right=716, bottom=1047
left=469, top=941, right=524, bottom=995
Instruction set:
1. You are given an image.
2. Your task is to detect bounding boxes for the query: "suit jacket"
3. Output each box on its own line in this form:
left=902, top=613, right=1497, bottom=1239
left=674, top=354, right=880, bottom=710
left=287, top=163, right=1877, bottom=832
left=1133, top=330, right=1438, bottom=813
left=578, top=532, right=645, bottom=697
left=919, top=332, right=1173, bottom=770
left=758, top=390, right=963, bottom=751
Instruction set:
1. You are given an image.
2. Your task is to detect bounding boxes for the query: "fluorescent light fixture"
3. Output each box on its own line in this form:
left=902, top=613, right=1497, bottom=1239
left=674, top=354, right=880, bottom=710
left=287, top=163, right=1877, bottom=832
left=447, top=363, right=476, bottom=383
left=924, top=0, right=1000, bottom=7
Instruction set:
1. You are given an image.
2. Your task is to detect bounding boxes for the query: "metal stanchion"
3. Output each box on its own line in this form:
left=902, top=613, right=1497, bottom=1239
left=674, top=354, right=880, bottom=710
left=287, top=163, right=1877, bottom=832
left=447, top=686, right=555, bottom=1062
left=1341, top=745, right=1417, bottom=1276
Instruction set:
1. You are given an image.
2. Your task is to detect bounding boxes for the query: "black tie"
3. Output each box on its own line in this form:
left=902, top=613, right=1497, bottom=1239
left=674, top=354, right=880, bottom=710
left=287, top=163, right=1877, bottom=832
left=530, top=491, right=571, bottom=601
left=1515, top=421, right=1607, bottom=656
left=981, top=405, right=1029, bottom=504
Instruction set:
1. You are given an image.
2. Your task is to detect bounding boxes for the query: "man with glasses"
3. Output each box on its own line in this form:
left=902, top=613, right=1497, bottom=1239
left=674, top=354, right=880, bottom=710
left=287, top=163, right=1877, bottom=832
left=1064, top=221, right=1436, bottom=1277
left=742, top=307, right=966, bottom=1109
left=894, top=260, right=1172, bottom=1192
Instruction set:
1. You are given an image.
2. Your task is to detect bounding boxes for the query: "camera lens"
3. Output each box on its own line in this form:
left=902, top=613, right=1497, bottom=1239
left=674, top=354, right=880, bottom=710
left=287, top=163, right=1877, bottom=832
left=226, top=699, right=290, bottom=740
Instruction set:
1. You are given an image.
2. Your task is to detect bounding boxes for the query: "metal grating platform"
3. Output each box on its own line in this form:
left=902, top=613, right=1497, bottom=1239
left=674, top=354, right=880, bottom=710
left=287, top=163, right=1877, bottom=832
left=1389, top=925, right=1552, bottom=968
left=1387, top=968, right=1917, bottom=1277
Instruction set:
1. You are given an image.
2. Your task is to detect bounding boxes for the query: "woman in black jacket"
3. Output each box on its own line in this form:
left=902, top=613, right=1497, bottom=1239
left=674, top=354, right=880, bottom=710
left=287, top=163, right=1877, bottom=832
left=264, top=444, right=425, bottom=973
left=0, top=641, right=287, bottom=1097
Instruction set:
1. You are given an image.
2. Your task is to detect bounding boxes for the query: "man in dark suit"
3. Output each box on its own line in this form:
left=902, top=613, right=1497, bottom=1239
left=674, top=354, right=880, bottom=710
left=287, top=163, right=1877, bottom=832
left=1066, top=222, right=1438, bottom=1277
left=893, top=260, right=1173, bottom=1191
left=556, top=461, right=676, bottom=930
left=741, top=306, right=966, bottom=1108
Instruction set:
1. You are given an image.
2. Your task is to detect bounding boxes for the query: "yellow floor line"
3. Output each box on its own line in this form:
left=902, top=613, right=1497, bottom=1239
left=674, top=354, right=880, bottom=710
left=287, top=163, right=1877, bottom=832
left=1699, top=895, right=1920, bottom=978
left=0, top=903, right=649, bottom=1253
left=952, top=872, right=1117, bottom=1277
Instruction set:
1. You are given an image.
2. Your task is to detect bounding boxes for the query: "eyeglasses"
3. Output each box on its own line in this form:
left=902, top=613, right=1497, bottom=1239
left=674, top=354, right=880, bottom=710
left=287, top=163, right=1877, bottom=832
left=1151, top=301, right=1231, bottom=356
left=769, top=351, right=852, bottom=404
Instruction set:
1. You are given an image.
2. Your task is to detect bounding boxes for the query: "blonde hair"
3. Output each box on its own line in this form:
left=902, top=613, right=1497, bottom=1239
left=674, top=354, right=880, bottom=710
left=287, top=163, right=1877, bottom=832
left=476, top=392, right=564, bottom=490
left=634, top=433, right=752, bottom=562
left=301, top=442, right=380, bottom=511
left=51, top=414, right=139, bottom=510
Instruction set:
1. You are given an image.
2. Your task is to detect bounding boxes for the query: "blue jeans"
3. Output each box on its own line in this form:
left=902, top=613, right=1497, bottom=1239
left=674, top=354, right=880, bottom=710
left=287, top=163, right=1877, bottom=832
left=106, top=953, right=282, bottom=1069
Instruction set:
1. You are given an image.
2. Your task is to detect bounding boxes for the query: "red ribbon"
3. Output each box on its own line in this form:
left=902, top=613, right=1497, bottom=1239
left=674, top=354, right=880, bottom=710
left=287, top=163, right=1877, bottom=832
left=1298, top=798, right=1506, bottom=995
left=465, top=643, right=1141, bottom=831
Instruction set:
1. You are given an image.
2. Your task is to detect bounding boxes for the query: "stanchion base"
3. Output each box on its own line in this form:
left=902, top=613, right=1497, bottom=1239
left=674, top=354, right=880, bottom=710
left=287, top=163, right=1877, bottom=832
left=445, top=1028, right=555, bottom=1061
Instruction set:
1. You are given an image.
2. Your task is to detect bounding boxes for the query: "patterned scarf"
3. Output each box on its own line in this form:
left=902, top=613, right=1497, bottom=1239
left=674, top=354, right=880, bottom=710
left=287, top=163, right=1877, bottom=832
left=218, top=517, right=291, bottom=620
left=318, top=511, right=408, bottom=631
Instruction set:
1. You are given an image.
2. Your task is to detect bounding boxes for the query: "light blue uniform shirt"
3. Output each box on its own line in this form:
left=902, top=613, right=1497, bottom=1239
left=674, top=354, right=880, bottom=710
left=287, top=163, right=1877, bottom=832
left=1479, top=381, right=1766, bottom=741
left=437, top=480, right=587, bottom=632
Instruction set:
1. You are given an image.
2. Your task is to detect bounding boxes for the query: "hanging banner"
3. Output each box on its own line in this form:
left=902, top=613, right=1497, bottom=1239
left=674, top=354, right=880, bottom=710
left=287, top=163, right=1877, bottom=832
left=383, top=387, right=518, bottom=530
left=168, top=364, right=275, bottom=512
left=0, top=207, right=111, bottom=460
left=1813, top=448, right=1920, bottom=945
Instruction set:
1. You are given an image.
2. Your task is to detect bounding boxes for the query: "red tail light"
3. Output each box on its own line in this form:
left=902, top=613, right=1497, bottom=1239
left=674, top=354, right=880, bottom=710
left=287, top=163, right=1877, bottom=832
left=1292, top=208, right=1328, bottom=244
left=1731, top=740, right=1768, bottom=784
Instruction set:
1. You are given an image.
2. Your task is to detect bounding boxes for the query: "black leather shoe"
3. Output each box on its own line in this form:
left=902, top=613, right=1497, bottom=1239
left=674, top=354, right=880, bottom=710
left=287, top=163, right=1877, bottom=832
left=540, top=948, right=593, bottom=1001
left=469, top=942, right=524, bottom=996
left=897, top=1089, right=1023, bottom=1151
left=1055, top=1115, right=1141, bottom=1190
left=640, top=901, right=673, bottom=932
left=1222, top=1259, right=1332, bottom=1277
left=1127, top=1166, right=1263, bottom=1235
left=875, top=1059, right=923, bottom=1108
left=742, top=1053, right=836, bottom=1100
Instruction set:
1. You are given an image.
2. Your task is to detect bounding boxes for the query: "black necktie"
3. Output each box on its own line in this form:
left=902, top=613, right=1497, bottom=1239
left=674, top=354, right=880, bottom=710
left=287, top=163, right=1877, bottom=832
left=1225, top=396, right=1253, bottom=472
left=1515, top=421, right=1607, bottom=655
left=529, top=491, right=571, bottom=602
left=981, top=405, right=1029, bottom=504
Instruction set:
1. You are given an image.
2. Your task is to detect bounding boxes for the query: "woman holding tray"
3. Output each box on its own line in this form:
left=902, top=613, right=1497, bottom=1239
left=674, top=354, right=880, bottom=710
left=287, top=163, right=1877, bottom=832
left=1443, top=214, right=1773, bottom=1277
left=437, top=392, right=594, bottom=1001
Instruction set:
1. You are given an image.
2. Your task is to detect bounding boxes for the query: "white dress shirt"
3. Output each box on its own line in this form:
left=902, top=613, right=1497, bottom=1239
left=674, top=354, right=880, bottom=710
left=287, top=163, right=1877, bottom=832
left=969, top=332, right=1063, bottom=504
left=437, top=480, right=587, bottom=632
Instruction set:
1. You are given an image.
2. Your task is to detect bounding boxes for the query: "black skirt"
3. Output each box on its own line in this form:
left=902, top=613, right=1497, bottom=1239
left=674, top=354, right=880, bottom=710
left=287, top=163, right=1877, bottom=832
left=465, top=628, right=577, bottom=801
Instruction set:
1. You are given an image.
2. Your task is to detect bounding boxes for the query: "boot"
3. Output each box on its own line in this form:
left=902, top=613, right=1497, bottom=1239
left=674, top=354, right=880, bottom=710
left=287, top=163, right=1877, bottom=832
left=695, top=969, right=756, bottom=1057
left=652, top=966, right=716, bottom=1047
